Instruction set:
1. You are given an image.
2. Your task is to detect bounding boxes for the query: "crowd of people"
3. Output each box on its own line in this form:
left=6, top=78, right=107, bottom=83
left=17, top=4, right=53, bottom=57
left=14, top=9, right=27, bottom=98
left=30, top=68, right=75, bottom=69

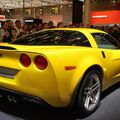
left=0, top=20, right=65, bottom=42
left=94, top=25, right=120, bottom=42
left=0, top=19, right=120, bottom=43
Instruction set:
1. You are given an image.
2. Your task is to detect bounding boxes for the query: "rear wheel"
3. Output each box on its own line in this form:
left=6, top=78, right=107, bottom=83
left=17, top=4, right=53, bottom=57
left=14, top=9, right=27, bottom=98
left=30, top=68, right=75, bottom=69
left=76, top=70, right=102, bottom=116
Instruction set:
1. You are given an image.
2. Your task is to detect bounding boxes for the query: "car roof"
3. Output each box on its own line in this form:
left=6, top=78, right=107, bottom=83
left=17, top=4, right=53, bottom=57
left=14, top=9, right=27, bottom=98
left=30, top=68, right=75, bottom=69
left=45, top=28, right=106, bottom=34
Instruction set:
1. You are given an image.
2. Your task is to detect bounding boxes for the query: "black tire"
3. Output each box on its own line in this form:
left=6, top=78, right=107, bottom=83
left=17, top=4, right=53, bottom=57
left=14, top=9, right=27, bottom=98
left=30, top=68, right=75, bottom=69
left=76, top=69, right=102, bottom=117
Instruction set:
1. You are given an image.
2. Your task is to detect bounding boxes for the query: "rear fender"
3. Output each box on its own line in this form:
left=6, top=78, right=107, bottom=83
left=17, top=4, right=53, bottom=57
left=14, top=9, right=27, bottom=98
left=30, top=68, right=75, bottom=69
left=68, top=56, right=104, bottom=105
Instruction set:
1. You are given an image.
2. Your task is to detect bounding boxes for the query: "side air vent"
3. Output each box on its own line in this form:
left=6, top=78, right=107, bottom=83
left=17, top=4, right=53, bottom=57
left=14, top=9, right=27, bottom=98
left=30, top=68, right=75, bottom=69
left=0, top=46, right=16, bottom=50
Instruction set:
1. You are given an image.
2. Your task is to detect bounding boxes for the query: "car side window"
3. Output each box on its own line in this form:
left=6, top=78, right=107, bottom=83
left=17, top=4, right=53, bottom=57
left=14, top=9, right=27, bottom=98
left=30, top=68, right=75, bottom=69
left=65, top=31, right=91, bottom=47
left=92, top=33, right=120, bottom=49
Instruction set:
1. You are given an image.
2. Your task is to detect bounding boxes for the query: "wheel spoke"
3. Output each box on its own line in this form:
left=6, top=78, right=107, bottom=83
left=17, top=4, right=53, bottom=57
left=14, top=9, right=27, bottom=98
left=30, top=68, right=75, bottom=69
left=84, top=95, right=91, bottom=109
left=84, top=91, right=88, bottom=95
left=91, top=92, right=97, bottom=104
left=91, top=82, right=100, bottom=92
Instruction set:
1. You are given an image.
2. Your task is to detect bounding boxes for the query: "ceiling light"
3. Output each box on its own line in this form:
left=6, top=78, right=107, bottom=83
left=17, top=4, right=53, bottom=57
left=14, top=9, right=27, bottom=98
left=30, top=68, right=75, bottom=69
left=113, top=0, right=116, bottom=3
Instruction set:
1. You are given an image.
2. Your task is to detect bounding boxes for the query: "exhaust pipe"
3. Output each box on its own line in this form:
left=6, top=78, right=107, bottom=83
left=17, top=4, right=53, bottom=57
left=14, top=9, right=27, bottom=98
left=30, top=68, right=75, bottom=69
left=7, top=95, right=18, bottom=103
left=7, top=95, right=13, bottom=102
left=12, top=97, right=18, bottom=103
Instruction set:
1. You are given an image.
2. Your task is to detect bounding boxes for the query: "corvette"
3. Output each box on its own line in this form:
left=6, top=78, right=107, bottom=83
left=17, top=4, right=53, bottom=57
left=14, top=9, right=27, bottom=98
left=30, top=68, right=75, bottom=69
left=0, top=28, right=120, bottom=116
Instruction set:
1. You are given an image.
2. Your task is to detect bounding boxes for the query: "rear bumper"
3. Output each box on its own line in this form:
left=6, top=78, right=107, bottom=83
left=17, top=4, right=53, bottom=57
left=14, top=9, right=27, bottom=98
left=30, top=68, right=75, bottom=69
left=0, top=87, right=48, bottom=105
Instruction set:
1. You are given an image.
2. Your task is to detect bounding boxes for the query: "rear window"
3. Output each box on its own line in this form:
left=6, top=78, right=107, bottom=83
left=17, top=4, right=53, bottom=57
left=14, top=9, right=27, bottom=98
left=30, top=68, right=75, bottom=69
left=11, top=30, right=91, bottom=47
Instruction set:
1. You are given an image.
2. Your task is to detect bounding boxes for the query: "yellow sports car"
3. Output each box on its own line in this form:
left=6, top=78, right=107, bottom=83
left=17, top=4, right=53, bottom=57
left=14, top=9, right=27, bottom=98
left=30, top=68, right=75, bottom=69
left=0, top=28, right=120, bottom=116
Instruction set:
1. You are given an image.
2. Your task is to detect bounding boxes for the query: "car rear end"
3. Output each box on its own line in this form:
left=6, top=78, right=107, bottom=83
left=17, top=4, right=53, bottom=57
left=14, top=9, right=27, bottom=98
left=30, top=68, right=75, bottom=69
left=0, top=45, right=65, bottom=107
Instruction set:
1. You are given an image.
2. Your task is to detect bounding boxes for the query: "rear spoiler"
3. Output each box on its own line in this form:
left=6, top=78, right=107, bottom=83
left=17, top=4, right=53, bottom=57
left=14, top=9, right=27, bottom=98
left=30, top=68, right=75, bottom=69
left=0, top=46, right=16, bottom=50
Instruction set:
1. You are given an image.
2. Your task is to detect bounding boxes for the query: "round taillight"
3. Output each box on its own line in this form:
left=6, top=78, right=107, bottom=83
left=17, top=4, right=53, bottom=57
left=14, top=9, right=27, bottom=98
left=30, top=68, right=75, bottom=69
left=20, top=54, right=31, bottom=67
left=34, top=56, right=48, bottom=70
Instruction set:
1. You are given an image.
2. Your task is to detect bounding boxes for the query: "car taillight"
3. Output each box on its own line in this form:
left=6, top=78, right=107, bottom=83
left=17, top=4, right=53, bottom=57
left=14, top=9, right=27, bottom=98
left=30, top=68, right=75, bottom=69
left=20, top=54, right=31, bottom=67
left=34, top=56, right=48, bottom=70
